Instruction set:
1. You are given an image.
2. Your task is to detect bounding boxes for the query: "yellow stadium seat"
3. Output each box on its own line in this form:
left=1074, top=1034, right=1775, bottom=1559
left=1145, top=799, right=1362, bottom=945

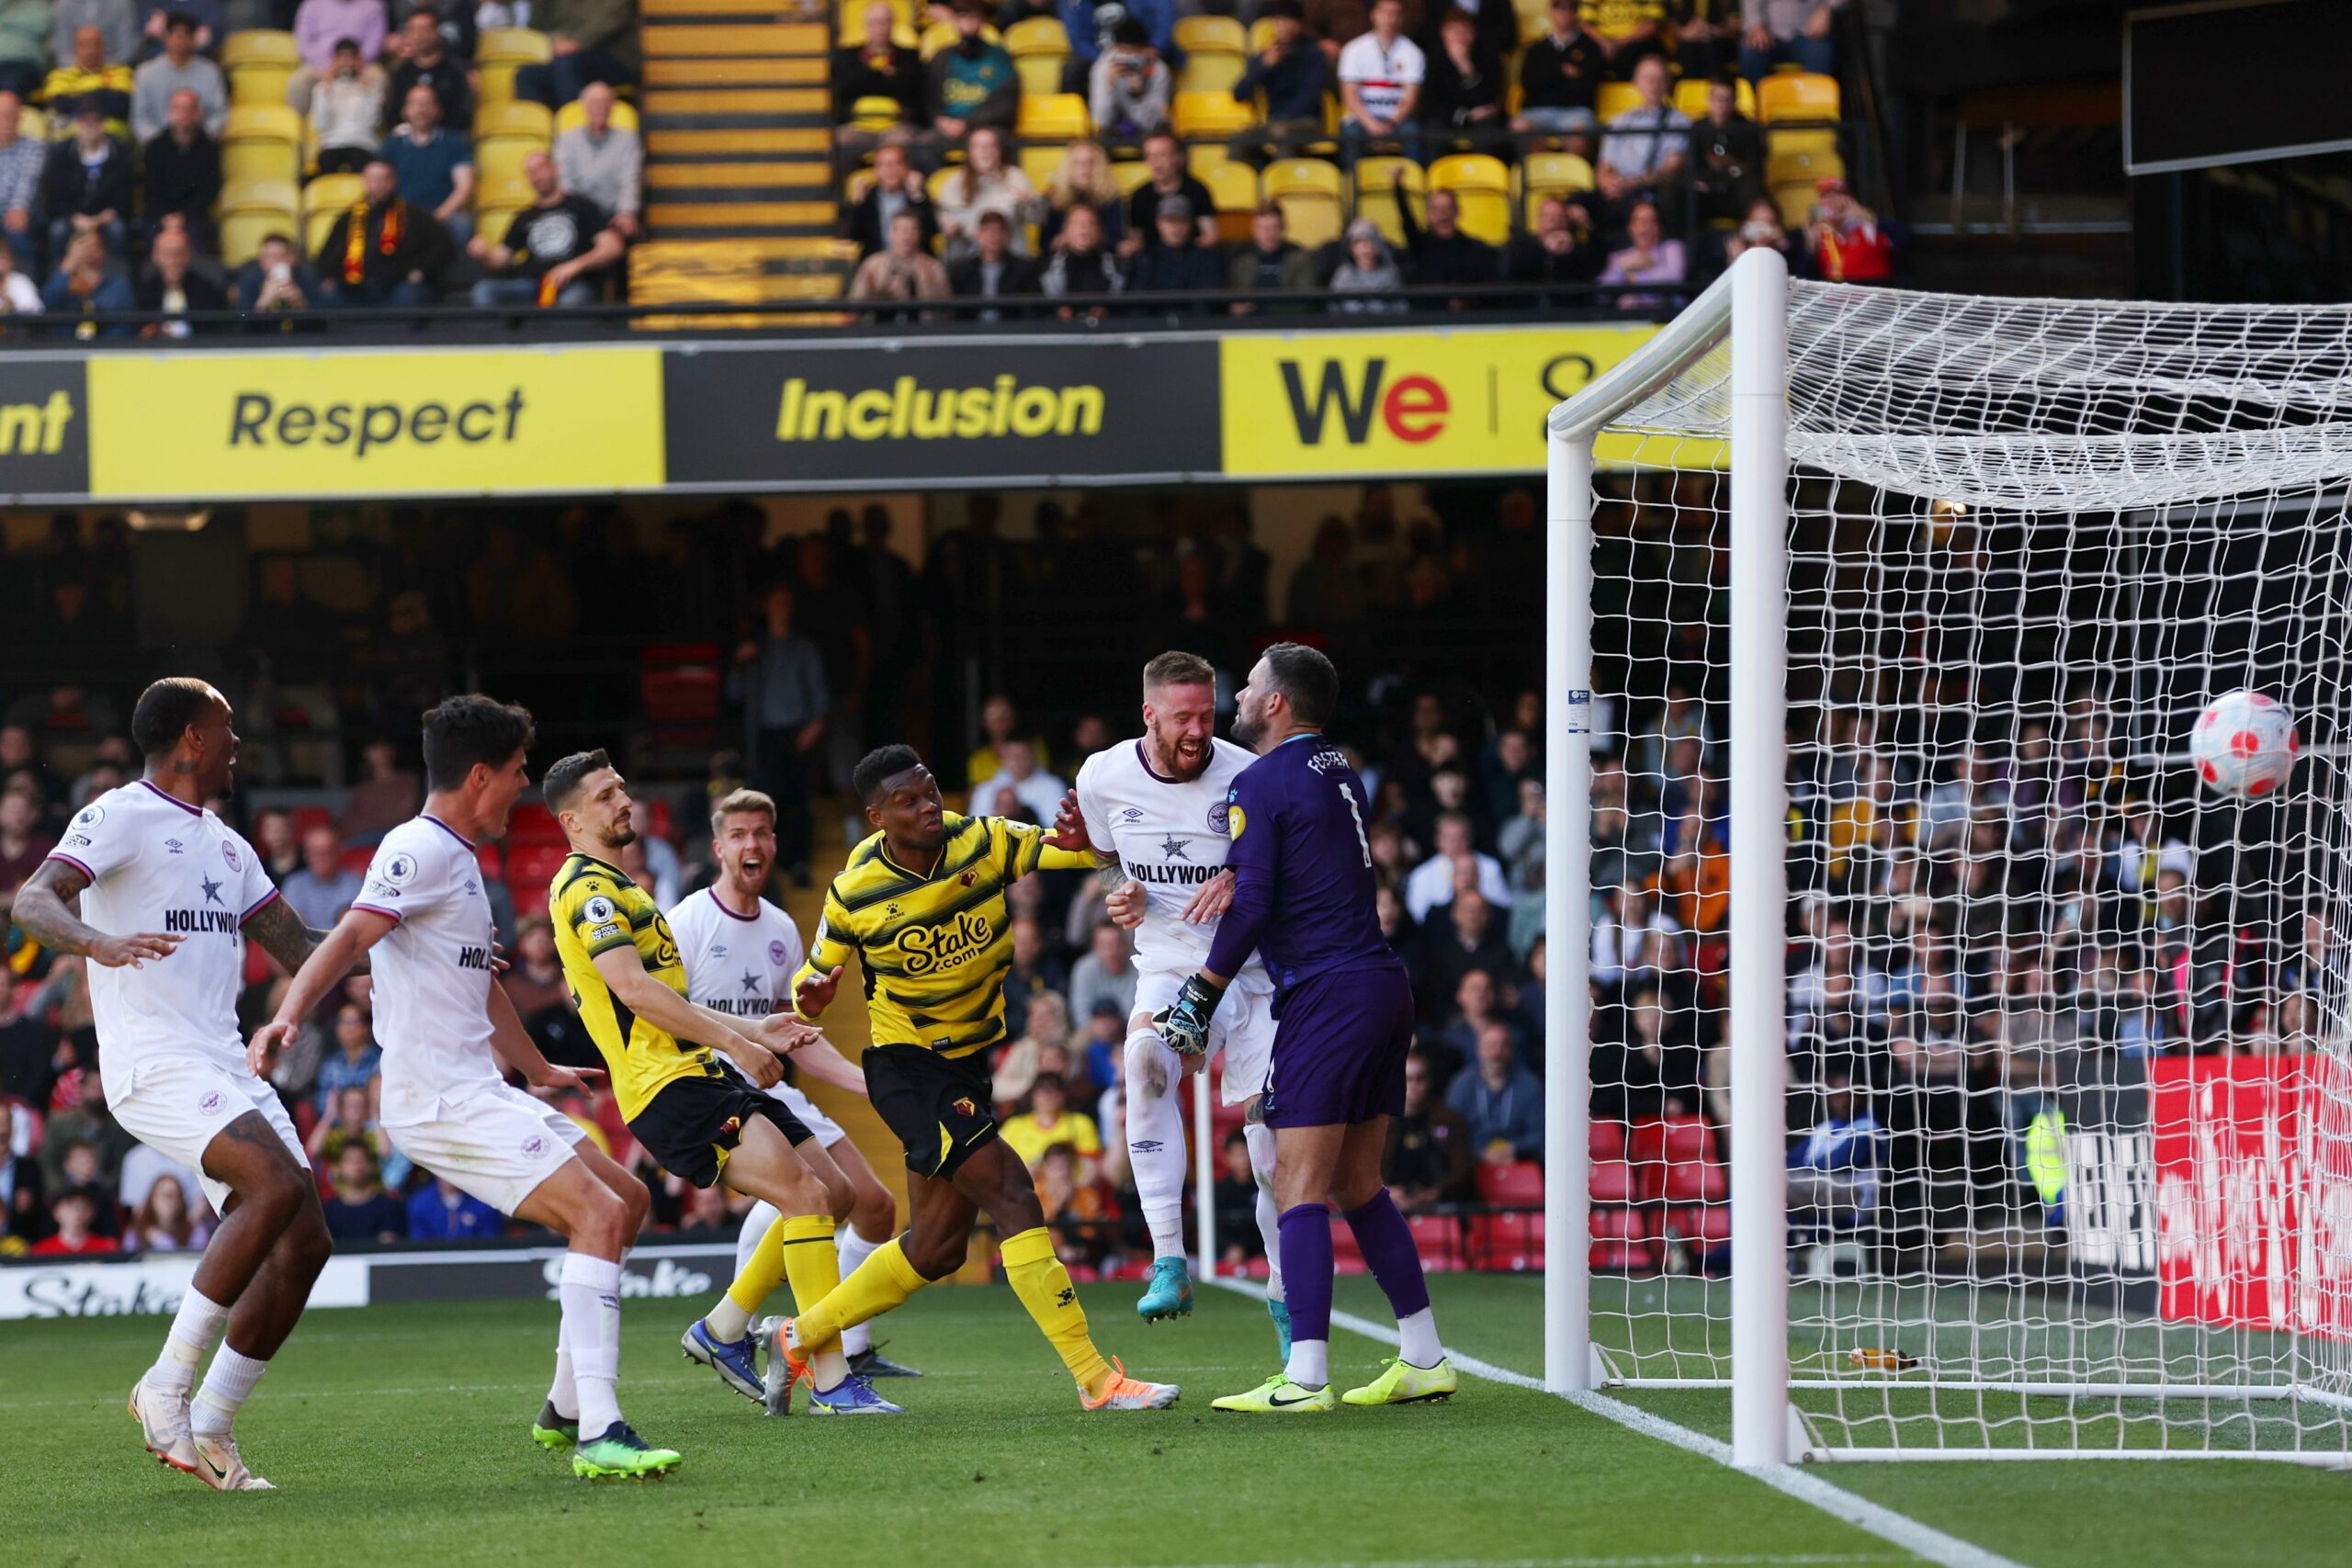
left=1758, top=71, right=1838, bottom=124
left=1767, top=125, right=1838, bottom=160
left=1517, top=150, right=1594, bottom=226
left=843, top=167, right=877, bottom=205
left=218, top=176, right=299, bottom=266
left=554, top=97, right=640, bottom=134
left=922, top=19, right=999, bottom=61
left=1110, top=160, right=1152, bottom=196
left=1428, top=152, right=1510, bottom=243
left=1177, top=51, right=1245, bottom=97
left=1187, top=141, right=1230, bottom=176
left=301, top=172, right=364, bottom=253
left=1594, top=81, right=1643, bottom=123
left=477, top=169, right=535, bottom=213
left=1005, top=16, right=1069, bottom=97
left=1765, top=144, right=1842, bottom=191
left=1204, top=158, right=1258, bottom=243
left=1012, top=54, right=1065, bottom=100
left=1770, top=182, right=1814, bottom=227
left=221, top=105, right=301, bottom=185
left=1173, top=91, right=1254, bottom=141
left=17, top=106, right=44, bottom=141
left=924, top=164, right=958, bottom=205
left=1016, top=93, right=1090, bottom=141
left=1174, top=16, right=1244, bottom=55
left=1673, top=74, right=1755, bottom=120
left=477, top=28, right=554, bottom=68
left=1017, top=142, right=1066, bottom=187
left=1353, top=154, right=1421, bottom=247
left=477, top=137, right=543, bottom=191
left=1248, top=17, right=1280, bottom=53
left=1263, top=156, right=1341, bottom=248
left=475, top=100, right=554, bottom=142
left=221, top=29, right=300, bottom=70
left=231, top=62, right=292, bottom=107
left=475, top=204, right=528, bottom=249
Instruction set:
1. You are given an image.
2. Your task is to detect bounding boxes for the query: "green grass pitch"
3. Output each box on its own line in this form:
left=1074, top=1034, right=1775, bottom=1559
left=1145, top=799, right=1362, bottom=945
left=3, top=1273, right=2345, bottom=1567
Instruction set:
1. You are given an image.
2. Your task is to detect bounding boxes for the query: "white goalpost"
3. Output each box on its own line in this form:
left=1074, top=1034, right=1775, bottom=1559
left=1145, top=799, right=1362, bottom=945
left=1543, top=248, right=2352, bottom=1464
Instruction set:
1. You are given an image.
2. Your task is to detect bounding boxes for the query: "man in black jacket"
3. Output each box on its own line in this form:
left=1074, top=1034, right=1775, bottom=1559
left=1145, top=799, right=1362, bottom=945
left=843, top=141, right=939, bottom=258
left=834, top=0, right=923, bottom=168
left=946, top=209, right=1040, bottom=320
left=41, top=97, right=134, bottom=260
left=1395, top=179, right=1494, bottom=301
left=1504, top=193, right=1604, bottom=300
left=314, top=156, right=455, bottom=307
left=1125, top=195, right=1222, bottom=310
left=141, top=86, right=218, bottom=248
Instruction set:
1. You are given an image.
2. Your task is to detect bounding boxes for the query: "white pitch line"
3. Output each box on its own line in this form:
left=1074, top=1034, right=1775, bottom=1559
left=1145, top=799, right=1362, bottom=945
left=1083, top=1556, right=1911, bottom=1568
left=1203, top=1279, right=2026, bottom=1568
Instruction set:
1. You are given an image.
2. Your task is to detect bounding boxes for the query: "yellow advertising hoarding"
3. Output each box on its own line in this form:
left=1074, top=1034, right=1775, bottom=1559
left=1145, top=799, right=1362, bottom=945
left=1219, top=325, right=1695, bottom=477
left=85, top=347, right=665, bottom=499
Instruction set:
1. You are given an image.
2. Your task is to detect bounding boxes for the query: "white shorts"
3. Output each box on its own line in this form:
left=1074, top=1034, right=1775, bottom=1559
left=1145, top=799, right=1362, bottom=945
left=110, top=1055, right=308, bottom=1217
left=770, top=1081, right=845, bottom=1146
left=1136, top=968, right=1276, bottom=1108
left=383, top=1081, right=587, bottom=1218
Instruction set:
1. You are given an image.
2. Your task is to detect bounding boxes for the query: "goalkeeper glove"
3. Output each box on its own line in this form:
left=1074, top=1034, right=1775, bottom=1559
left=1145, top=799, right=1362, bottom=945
left=1153, top=973, right=1226, bottom=1056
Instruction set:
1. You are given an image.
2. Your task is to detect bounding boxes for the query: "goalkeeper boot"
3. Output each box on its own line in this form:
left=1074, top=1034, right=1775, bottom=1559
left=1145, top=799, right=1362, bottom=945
left=530, top=1400, right=578, bottom=1451
left=847, top=1343, right=923, bottom=1379
left=682, top=1317, right=764, bottom=1404
left=1079, top=1357, right=1181, bottom=1411
left=1210, top=1371, right=1335, bottom=1414
left=1340, top=1356, right=1458, bottom=1406
left=1136, top=1257, right=1193, bottom=1322
left=573, top=1422, right=682, bottom=1481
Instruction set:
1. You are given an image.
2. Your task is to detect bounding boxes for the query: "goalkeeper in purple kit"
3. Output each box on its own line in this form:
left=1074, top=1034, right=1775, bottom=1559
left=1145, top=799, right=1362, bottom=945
left=1155, top=643, right=1458, bottom=1412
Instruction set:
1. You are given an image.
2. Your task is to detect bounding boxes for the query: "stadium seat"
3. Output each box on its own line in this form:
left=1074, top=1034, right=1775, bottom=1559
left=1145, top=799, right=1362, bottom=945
left=506, top=804, right=564, bottom=843
left=476, top=169, right=536, bottom=215
left=1593, top=80, right=1643, bottom=123
left=1758, top=71, right=1839, bottom=123
left=475, top=138, right=539, bottom=195
left=477, top=28, right=554, bottom=68
left=1330, top=1219, right=1368, bottom=1275
left=17, top=105, right=42, bottom=141
left=1588, top=1207, right=1647, bottom=1271
left=1428, top=152, right=1510, bottom=243
left=554, top=97, right=640, bottom=134
left=475, top=203, right=528, bottom=248
left=921, top=18, right=999, bottom=60
left=1408, top=1213, right=1463, bottom=1271
left=1262, top=157, right=1341, bottom=247
left=301, top=172, right=366, bottom=254
left=479, top=64, right=520, bottom=108
left=1518, top=150, right=1596, bottom=227
left=1352, top=154, right=1420, bottom=246
left=1005, top=16, right=1069, bottom=100
left=1247, top=16, right=1280, bottom=53
left=843, top=166, right=878, bottom=205
left=1174, top=16, right=1245, bottom=56
left=1016, top=141, right=1066, bottom=187
left=1666, top=1205, right=1733, bottom=1249
left=505, top=841, right=570, bottom=889
left=1672, top=74, right=1756, bottom=120
left=1015, top=93, right=1091, bottom=142
left=230, top=60, right=295, bottom=108
left=473, top=843, right=504, bottom=880
left=1765, top=144, right=1842, bottom=196
left=1589, top=1159, right=1634, bottom=1203
left=1203, top=158, right=1258, bottom=243
left=288, top=805, right=334, bottom=837
left=1172, top=91, right=1254, bottom=144
left=217, top=176, right=299, bottom=265
left=338, top=845, right=373, bottom=876
left=221, top=28, right=300, bottom=71
left=1662, top=1160, right=1729, bottom=1205
left=476, top=100, right=554, bottom=143
left=924, top=164, right=959, bottom=205
left=1109, top=160, right=1153, bottom=196
left=221, top=104, right=301, bottom=186
left=1176, top=48, right=1246, bottom=98
left=1589, top=1119, right=1626, bottom=1162
left=1474, top=1158, right=1544, bottom=1206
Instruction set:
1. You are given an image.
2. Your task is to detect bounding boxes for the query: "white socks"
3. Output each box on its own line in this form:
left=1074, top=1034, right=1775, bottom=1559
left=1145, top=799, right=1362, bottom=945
left=836, top=1224, right=882, bottom=1357
left=1125, top=1027, right=1188, bottom=1260
left=560, top=1253, right=624, bottom=1438
left=190, top=1346, right=267, bottom=1438
left=1243, top=1122, right=1284, bottom=1303
left=1396, top=1307, right=1442, bottom=1369
left=149, top=1286, right=228, bottom=1399
left=1286, top=1337, right=1329, bottom=1390
left=548, top=1337, right=576, bottom=1421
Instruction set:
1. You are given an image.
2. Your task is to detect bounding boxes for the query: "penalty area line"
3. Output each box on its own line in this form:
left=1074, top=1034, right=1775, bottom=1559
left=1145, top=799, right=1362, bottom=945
left=1201, top=1277, right=2024, bottom=1568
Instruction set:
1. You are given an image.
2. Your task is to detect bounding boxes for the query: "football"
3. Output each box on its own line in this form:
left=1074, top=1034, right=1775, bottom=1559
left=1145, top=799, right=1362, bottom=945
left=2189, top=689, right=2301, bottom=797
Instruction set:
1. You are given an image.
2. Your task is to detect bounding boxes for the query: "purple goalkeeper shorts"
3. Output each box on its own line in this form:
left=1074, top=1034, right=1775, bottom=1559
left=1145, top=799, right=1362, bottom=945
left=1258, top=963, right=1417, bottom=1129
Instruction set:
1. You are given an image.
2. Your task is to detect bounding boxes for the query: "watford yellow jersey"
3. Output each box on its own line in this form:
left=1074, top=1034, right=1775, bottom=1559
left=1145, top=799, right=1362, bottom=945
left=795, top=812, right=1092, bottom=1058
left=549, top=852, right=721, bottom=1119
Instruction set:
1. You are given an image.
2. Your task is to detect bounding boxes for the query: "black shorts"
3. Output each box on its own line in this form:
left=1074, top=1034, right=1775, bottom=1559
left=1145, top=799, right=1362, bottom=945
left=627, top=1068, right=813, bottom=1190
left=865, top=1043, right=999, bottom=1180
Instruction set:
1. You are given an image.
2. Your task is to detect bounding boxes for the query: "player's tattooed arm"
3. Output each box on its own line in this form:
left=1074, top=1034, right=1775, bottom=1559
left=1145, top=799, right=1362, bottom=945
left=1102, top=859, right=1147, bottom=931
left=243, top=895, right=368, bottom=976
left=12, top=860, right=184, bottom=968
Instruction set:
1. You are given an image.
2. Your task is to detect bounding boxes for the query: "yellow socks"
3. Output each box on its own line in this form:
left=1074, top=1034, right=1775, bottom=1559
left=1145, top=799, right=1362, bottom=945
left=707, top=1214, right=789, bottom=1340
left=1001, top=1225, right=1111, bottom=1398
left=797, top=1235, right=930, bottom=1353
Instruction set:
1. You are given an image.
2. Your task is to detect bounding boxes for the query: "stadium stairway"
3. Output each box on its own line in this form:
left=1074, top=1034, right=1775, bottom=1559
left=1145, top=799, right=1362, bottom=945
left=629, top=0, right=855, bottom=317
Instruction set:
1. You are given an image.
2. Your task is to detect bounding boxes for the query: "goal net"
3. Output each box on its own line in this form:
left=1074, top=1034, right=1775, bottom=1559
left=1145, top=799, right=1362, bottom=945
left=1542, top=251, right=2352, bottom=1463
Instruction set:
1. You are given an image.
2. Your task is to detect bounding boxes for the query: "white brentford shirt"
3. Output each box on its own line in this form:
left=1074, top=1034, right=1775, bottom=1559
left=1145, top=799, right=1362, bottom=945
left=1337, top=31, right=1425, bottom=124
left=665, top=885, right=806, bottom=1103
left=50, top=780, right=277, bottom=1079
left=1074, top=737, right=1271, bottom=993
left=353, top=815, right=503, bottom=1122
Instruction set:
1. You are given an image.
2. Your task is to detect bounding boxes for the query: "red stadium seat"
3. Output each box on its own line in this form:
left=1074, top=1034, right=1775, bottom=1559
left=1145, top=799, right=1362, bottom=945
left=1408, top=1213, right=1462, bottom=1271
left=1467, top=1211, right=1546, bottom=1271
left=506, top=804, right=563, bottom=844
left=505, top=842, right=570, bottom=892
left=1331, top=1221, right=1369, bottom=1275
left=1661, top=1159, right=1729, bottom=1205
left=1474, top=1159, right=1544, bottom=1206
left=474, top=843, right=504, bottom=879
left=1666, top=1205, right=1733, bottom=1247
left=648, top=798, right=675, bottom=842
left=1589, top=1159, right=1634, bottom=1203
left=1589, top=1205, right=1651, bottom=1271
left=1589, top=1121, right=1627, bottom=1162
left=290, top=805, right=334, bottom=839
left=339, top=846, right=373, bottom=875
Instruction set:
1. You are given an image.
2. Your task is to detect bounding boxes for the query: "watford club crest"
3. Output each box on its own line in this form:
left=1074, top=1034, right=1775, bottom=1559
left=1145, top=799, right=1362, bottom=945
left=720, top=1115, right=742, bottom=1138
left=958, top=869, right=978, bottom=887
left=951, top=1097, right=978, bottom=1119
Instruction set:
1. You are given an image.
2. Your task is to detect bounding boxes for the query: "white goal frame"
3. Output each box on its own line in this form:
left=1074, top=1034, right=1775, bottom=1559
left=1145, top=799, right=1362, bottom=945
left=1540, top=248, right=2352, bottom=1467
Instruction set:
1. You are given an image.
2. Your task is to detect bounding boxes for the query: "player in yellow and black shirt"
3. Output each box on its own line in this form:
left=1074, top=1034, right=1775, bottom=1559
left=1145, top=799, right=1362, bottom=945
left=774, top=744, right=1180, bottom=1414
left=543, top=749, right=898, bottom=1417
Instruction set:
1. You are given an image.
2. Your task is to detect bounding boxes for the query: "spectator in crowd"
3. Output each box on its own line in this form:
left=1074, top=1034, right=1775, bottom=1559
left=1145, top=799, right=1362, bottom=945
left=1447, top=1020, right=1543, bottom=1163
left=390, top=0, right=475, bottom=59
left=0, top=8, right=45, bottom=98
left=406, top=1174, right=501, bottom=1239
left=1067, top=919, right=1136, bottom=1021
left=965, top=692, right=1049, bottom=787
left=1396, top=182, right=1497, bottom=294
left=1125, top=193, right=1222, bottom=302
left=1089, top=16, right=1170, bottom=143
left=1000, top=1070, right=1103, bottom=1174
left=1336, top=0, right=1423, bottom=167
left=339, top=738, right=422, bottom=840
left=1419, top=7, right=1504, bottom=151
left=844, top=141, right=936, bottom=259
left=40, top=225, right=133, bottom=333
left=1599, top=196, right=1685, bottom=309
left=972, top=736, right=1067, bottom=823
left=1303, top=0, right=1421, bottom=63
left=1040, top=136, right=1122, bottom=249
left=0, top=967, right=69, bottom=1105
left=497, top=916, right=579, bottom=1057
left=381, top=83, right=474, bottom=244
left=314, top=1002, right=382, bottom=1116
left=252, top=806, right=300, bottom=879
left=1329, top=215, right=1405, bottom=312
left=284, top=823, right=364, bottom=930
left=289, top=0, right=387, bottom=107
left=1722, top=193, right=1796, bottom=271
left=1425, top=884, right=1514, bottom=1008
left=1210, top=1129, right=1267, bottom=1267
left=1513, top=0, right=1600, bottom=143
left=1804, top=175, right=1894, bottom=284
left=1582, top=0, right=1666, bottom=74
left=0, top=231, right=35, bottom=318
left=516, top=0, right=639, bottom=110
left=131, top=221, right=221, bottom=333
left=1002, top=914, right=1068, bottom=1021
left=1504, top=193, right=1602, bottom=292
left=140, top=86, right=217, bottom=243
left=309, top=36, right=384, bottom=175
left=729, top=580, right=827, bottom=885
left=1234, top=0, right=1329, bottom=152
left=1594, top=51, right=1686, bottom=217
left=1040, top=199, right=1121, bottom=312
left=40, top=27, right=132, bottom=141
left=384, top=10, right=471, bottom=132
left=1405, top=810, right=1510, bottom=923
left=322, top=1141, right=407, bottom=1244
left=550, top=80, right=639, bottom=239
left=1060, top=0, right=1178, bottom=83
left=847, top=205, right=952, bottom=318
left=1227, top=200, right=1314, bottom=312
left=41, top=98, right=131, bottom=260
left=1033, top=1138, right=1119, bottom=1271
left=234, top=230, right=316, bottom=316
left=0, top=782, right=51, bottom=893
left=1120, top=129, right=1213, bottom=256
left=1671, top=0, right=1740, bottom=82
left=926, top=0, right=1017, bottom=152
left=125, top=1172, right=208, bottom=1251
left=1787, top=1069, right=1880, bottom=1234
left=468, top=151, right=623, bottom=307
left=834, top=0, right=922, bottom=164
left=31, top=1186, right=116, bottom=1255
left=316, top=156, right=454, bottom=306
left=0, top=92, right=40, bottom=247
left=1384, top=1047, right=1473, bottom=1211
left=947, top=207, right=1041, bottom=320
left=992, top=989, right=1071, bottom=1109
left=1689, top=74, right=1760, bottom=224
left=42, top=1067, right=130, bottom=1190
left=1740, top=0, right=1838, bottom=81
left=128, top=10, right=219, bottom=143
left=934, top=124, right=1036, bottom=265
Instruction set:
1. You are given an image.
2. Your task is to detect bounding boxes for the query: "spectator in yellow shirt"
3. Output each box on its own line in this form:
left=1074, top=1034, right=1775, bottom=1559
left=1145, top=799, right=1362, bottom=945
left=39, top=27, right=132, bottom=141
left=1000, top=1072, right=1102, bottom=1178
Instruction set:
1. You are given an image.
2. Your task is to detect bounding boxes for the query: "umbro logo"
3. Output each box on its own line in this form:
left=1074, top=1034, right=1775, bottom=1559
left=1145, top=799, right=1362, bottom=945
left=1131, top=1140, right=1162, bottom=1154
left=712, top=945, right=729, bottom=960
left=164, top=839, right=184, bottom=855
left=1117, top=807, right=1145, bottom=824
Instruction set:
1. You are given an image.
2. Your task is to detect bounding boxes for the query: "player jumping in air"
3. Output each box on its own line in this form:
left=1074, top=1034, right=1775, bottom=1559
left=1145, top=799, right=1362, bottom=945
left=768, top=745, right=1180, bottom=1414
left=17, top=679, right=339, bottom=1491
left=1157, top=645, right=1461, bottom=1412
left=539, top=750, right=900, bottom=1417
left=664, top=787, right=922, bottom=1387
left=255, top=698, right=682, bottom=1481
left=1070, top=651, right=1288, bottom=1351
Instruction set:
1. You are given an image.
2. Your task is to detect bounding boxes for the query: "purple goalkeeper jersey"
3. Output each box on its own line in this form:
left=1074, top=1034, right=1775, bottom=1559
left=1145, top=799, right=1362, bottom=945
left=1204, top=731, right=1401, bottom=1005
